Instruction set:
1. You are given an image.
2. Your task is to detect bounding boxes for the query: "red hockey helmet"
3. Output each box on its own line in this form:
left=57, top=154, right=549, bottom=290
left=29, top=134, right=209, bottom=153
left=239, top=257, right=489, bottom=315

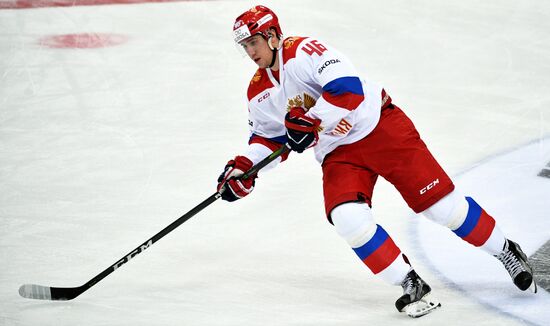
left=233, top=5, right=283, bottom=44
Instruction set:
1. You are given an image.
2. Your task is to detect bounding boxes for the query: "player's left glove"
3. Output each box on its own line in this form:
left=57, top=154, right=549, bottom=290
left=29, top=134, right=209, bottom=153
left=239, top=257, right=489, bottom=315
left=217, top=156, right=257, bottom=202
left=284, top=107, right=321, bottom=153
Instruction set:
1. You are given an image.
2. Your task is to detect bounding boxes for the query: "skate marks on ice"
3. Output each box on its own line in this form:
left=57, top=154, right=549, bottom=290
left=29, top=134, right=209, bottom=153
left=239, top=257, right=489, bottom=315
left=412, top=137, right=550, bottom=326
left=538, top=161, right=550, bottom=178
left=530, top=241, right=550, bottom=293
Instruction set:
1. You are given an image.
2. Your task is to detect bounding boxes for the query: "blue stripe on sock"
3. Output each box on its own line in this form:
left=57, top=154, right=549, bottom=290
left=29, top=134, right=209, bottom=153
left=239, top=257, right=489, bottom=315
left=352, top=225, right=388, bottom=260
left=453, top=197, right=481, bottom=238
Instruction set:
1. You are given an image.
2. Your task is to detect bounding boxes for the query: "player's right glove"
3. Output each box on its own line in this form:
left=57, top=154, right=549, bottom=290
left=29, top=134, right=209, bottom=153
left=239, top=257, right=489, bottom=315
left=284, top=107, right=321, bottom=153
left=217, top=155, right=256, bottom=202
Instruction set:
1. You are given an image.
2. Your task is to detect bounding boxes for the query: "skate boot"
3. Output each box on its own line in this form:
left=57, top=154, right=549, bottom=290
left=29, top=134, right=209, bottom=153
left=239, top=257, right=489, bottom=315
left=395, top=270, right=441, bottom=318
left=495, top=239, right=537, bottom=293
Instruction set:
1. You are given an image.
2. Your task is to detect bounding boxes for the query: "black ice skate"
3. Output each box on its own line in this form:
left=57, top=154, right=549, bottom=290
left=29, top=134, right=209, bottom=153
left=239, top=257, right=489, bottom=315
left=395, top=270, right=441, bottom=318
left=495, top=239, right=537, bottom=293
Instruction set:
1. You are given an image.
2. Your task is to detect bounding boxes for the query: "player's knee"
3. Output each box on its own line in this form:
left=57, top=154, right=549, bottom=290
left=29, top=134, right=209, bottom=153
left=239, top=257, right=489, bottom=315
left=331, top=202, right=377, bottom=248
left=421, top=190, right=468, bottom=229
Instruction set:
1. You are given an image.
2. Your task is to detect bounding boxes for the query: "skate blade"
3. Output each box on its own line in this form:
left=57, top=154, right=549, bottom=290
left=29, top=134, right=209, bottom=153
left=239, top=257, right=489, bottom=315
left=403, top=293, right=441, bottom=318
left=529, top=279, right=538, bottom=294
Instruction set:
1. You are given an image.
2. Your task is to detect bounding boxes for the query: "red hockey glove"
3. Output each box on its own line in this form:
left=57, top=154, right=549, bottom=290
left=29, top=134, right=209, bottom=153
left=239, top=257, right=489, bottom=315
left=217, top=156, right=257, bottom=202
left=284, top=107, right=321, bottom=153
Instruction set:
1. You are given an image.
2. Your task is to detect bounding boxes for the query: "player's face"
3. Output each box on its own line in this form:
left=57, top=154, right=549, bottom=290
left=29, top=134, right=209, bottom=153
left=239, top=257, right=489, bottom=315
left=240, top=35, right=272, bottom=68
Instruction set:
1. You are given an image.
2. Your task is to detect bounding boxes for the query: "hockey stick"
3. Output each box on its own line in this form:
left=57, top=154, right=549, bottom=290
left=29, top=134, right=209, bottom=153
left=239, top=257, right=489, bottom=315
left=19, top=144, right=290, bottom=301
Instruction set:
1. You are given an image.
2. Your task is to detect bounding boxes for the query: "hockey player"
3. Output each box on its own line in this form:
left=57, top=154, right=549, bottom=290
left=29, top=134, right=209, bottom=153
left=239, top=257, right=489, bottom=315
left=217, top=5, right=537, bottom=318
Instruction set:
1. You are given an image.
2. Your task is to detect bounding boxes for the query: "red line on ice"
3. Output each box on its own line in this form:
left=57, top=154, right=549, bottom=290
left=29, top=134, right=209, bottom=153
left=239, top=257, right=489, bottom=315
left=39, top=33, right=129, bottom=49
left=0, top=0, right=209, bottom=9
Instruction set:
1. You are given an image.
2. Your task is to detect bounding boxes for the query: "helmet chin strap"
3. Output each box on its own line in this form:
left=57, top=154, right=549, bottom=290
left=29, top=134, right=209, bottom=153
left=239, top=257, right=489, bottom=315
left=267, top=35, right=280, bottom=69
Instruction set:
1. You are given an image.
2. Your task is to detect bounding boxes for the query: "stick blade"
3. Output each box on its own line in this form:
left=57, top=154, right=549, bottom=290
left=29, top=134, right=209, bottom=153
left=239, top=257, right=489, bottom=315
left=19, top=284, right=82, bottom=301
left=19, top=284, right=53, bottom=300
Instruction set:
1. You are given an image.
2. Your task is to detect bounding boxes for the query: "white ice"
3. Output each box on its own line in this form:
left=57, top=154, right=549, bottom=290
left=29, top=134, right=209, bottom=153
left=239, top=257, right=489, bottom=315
left=415, top=138, right=550, bottom=325
left=1, top=0, right=550, bottom=325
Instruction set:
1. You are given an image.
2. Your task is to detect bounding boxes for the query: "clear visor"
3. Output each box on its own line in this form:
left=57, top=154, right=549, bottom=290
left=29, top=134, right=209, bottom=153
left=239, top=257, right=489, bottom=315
left=234, top=38, right=249, bottom=58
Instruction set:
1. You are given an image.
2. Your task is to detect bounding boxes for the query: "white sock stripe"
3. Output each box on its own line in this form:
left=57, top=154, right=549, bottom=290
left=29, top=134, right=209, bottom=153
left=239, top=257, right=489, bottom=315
left=347, top=223, right=377, bottom=248
left=421, top=190, right=469, bottom=230
left=448, top=198, right=469, bottom=230
left=376, top=255, right=411, bottom=285
left=331, top=202, right=377, bottom=248
left=480, top=224, right=506, bottom=256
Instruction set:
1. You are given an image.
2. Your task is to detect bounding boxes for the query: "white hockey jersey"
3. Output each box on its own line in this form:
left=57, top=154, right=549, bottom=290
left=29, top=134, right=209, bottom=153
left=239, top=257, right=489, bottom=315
left=245, top=36, right=386, bottom=165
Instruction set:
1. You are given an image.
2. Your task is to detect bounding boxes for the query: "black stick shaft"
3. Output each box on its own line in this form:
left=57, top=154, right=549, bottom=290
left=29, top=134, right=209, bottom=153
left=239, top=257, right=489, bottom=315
left=81, top=192, right=221, bottom=291
left=242, top=144, right=289, bottom=179
left=45, top=144, right=290, bottom=300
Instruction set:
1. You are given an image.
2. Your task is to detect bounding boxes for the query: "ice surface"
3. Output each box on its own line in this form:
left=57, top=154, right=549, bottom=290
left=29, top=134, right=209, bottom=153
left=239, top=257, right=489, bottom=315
left=414, top=138, right=550, bottom=325
left=1, top=0, right=549, bottom=325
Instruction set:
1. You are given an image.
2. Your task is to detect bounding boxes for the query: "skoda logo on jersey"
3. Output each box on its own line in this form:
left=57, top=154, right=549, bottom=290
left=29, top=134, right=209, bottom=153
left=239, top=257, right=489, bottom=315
left=318, top=59, right=341, bottom=74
